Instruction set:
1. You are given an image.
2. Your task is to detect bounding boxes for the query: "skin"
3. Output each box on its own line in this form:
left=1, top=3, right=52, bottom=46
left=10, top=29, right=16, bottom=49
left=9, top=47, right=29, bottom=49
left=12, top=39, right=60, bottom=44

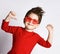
left=24, top=13, right=39, bottom=32
left=4, top=11, right=53, bottom=45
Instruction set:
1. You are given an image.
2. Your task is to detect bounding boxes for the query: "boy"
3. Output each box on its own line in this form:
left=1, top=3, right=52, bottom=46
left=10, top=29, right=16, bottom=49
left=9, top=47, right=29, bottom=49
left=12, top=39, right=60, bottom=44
left=1, top=7, right=53, bottom=54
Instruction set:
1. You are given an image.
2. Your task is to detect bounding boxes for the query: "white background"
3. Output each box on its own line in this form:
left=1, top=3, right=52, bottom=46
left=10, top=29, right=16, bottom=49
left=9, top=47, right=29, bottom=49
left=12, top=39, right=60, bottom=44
left=0, top=0, right=60, bottom=54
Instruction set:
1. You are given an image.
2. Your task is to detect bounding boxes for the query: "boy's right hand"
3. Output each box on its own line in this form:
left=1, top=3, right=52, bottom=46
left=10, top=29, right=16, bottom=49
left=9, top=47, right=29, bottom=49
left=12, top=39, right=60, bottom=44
left=8, top=11, right=16, bottom=18
left=5, top=11, right=16, bottom=22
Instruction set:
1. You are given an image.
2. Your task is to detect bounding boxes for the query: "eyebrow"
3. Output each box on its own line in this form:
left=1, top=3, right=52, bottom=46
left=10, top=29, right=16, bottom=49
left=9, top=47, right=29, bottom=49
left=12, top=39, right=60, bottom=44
left=27, top=16, right=38, bottom=20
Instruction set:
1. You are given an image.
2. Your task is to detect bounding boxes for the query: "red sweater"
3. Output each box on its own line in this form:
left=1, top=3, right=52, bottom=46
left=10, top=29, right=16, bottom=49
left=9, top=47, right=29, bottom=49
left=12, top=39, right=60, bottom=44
left=1, top=20, right=51, bottom=54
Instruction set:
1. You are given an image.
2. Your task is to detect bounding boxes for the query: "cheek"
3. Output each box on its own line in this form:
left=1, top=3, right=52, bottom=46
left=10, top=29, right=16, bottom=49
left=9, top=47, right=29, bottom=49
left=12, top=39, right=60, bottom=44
left=34, top=24, right=39, bottom=28
left=24, top=18, right=31, bottom=22
left=32, top=21, right=38, bottom=24
left=30, top=25, right=38, bottom=29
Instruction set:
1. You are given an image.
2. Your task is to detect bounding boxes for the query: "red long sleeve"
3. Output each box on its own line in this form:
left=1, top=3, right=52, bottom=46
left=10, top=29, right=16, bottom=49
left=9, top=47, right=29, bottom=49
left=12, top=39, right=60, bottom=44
left=37, top=34, right=51, bottom=48
left=1, top=20, right=51, bottom=54
left=1, top=20, right=19, bottom=34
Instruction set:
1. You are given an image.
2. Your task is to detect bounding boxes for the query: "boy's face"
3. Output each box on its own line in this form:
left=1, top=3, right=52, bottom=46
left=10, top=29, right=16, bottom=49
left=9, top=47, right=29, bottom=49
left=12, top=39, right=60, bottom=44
left=24, top=13, right=39, bottom=30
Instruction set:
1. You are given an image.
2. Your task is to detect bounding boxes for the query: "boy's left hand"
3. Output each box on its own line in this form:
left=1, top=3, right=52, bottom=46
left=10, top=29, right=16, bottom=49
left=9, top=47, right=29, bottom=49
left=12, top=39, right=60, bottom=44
left=46, top=24, right=53, bottom=32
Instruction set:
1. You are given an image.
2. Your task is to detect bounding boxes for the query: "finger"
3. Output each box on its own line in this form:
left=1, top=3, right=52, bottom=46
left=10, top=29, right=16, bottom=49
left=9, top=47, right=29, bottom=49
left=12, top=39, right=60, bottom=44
left=10, top=11, right=16, bottom=16
left=47, top=24, right=53, bottom=29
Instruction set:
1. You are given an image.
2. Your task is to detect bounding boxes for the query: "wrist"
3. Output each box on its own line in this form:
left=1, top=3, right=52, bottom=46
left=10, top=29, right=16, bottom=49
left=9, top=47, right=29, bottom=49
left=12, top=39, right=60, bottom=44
left=5, top=15, right=11, bottom=22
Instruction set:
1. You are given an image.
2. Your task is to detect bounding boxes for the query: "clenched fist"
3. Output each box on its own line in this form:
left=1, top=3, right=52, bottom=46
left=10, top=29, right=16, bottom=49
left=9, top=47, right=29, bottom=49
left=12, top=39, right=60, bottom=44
left=46, top=24, right=53, bottom=32
left=5, top=11, right=16, bottom=22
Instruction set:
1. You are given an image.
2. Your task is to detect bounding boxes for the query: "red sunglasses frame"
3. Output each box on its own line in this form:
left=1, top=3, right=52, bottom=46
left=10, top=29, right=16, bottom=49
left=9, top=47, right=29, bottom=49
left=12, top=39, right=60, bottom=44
left=24, top=16, right=39, bottom=24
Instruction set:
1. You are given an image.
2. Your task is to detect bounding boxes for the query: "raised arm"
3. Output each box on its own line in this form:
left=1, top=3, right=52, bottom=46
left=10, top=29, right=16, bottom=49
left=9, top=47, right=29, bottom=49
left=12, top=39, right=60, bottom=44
left=1, top=11, right=18, bottom=34
left=46, top=24, right=53, bottom=44
left=38, top=24, right=53, bottom=48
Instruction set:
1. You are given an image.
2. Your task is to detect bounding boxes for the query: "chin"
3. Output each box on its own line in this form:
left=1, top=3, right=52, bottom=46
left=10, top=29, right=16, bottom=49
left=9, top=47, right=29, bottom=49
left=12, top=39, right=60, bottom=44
left=26, top=26, right=36, bottom=30
left=25, top=23, right=37, bottom=30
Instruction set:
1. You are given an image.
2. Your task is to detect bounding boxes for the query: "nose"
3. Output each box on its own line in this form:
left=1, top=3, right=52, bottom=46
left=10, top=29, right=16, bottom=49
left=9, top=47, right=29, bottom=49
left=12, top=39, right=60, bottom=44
left=29, top=20, right=33, bottom=24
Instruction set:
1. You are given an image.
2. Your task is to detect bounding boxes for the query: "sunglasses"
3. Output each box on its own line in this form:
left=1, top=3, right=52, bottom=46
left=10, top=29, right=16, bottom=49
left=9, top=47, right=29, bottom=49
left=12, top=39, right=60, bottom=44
left=24, top=16, right=39, bottom=24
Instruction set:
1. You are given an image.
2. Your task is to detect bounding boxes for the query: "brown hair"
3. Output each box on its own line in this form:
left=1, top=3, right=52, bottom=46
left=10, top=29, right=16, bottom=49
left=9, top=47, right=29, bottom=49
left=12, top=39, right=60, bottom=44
left=24, top=7, right=44, bottom=24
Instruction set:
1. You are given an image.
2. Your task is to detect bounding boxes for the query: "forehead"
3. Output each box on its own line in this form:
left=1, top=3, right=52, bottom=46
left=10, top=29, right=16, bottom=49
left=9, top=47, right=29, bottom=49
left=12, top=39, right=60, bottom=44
left=28, top=13, right=38, bottom=20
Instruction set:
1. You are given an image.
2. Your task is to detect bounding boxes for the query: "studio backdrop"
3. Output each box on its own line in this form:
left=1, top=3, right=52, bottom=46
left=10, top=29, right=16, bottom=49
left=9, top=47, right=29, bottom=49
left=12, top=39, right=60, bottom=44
left=0, top=0, right=60, bottom=54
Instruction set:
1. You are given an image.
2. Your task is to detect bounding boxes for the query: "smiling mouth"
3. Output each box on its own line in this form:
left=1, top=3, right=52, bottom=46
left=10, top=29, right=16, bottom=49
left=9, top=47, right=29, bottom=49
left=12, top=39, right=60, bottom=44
left=28, top=23, right=33, bottom=26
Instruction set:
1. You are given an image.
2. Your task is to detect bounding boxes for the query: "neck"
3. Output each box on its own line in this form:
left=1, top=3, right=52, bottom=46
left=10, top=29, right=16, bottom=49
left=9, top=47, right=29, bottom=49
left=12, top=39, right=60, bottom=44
left=25, top=28, right=33, bottom=32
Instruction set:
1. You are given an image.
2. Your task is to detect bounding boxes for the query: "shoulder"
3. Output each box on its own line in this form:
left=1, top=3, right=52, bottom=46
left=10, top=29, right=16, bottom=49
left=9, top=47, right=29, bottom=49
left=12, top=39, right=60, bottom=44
left=15, top=26, right=24, bottom=32
left=33, top=32, right=41, bottom=38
